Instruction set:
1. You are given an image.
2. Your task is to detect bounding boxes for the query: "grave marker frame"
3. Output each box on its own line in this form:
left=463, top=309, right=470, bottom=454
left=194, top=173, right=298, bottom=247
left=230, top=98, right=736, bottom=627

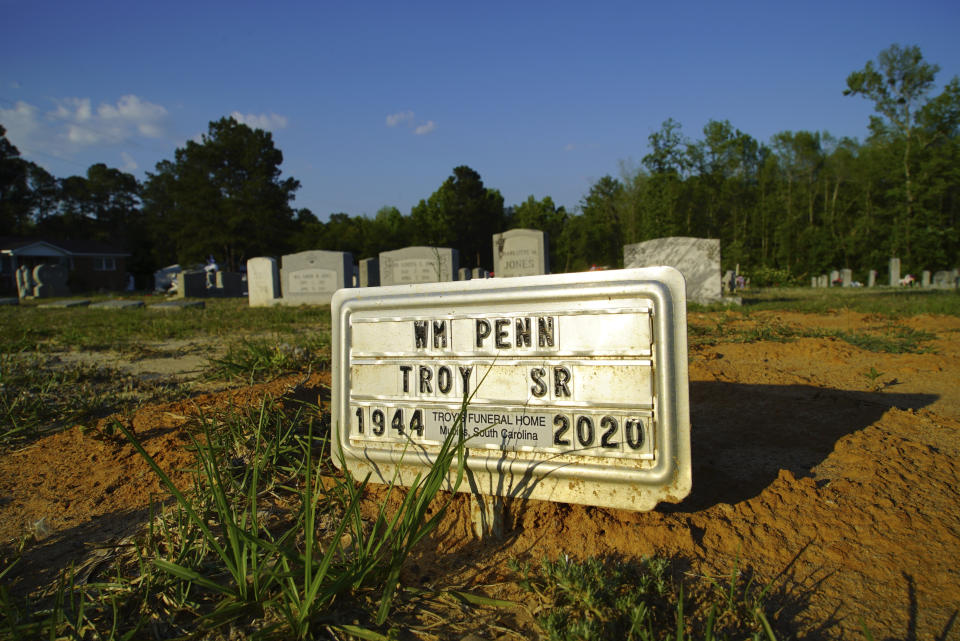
left=330, top=267, right=692, bottom=512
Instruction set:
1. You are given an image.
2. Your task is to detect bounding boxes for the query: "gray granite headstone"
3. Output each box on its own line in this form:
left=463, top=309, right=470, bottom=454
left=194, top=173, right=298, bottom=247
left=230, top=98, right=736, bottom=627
left=280, top=250, right=353, bottom=304
left=472, top=268, right=489, bottom=279
left=175, top=271, right=207, bottom=298
left=359, top=258, right=380, bottom=287
left=379, top=246, right=458, bottom=285
left=492, top=228, right=549, bottom=277
left=247, top=257, right=281, bottom=306
left=841, top=269, right=853, bottom=287
left=458, top=267, right=471, bottom=281
left=889, top=258, right=901, bottom=286
left=921, top=270, right=931, bottom=287
left=868, top=270, right=877, bottom=287
left=623, top=237, right=721, bottom=304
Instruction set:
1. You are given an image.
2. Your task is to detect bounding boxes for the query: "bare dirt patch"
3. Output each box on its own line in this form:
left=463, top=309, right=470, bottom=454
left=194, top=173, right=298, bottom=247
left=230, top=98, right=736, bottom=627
left=2, top=310, right=958, bottom=639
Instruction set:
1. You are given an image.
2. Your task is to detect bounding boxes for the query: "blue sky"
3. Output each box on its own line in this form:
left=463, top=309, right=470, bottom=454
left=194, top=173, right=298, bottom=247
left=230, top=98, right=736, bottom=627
left=3, top=1, right=958, bottom=221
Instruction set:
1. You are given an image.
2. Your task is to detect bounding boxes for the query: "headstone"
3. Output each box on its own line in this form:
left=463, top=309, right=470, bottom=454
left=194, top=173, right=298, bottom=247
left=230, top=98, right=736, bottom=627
left=829, top=270, right=840, bottom=286
left=280, top=250, right=354, bottom=304
left=215, top=271, right=244, bottom=297
left=724, top=270, right=736, bottom=292
left=33, top=263, right=53, bottom=298
left=889, top=258, right=901, bottom=287
left=174, top=271, right=206, bottom=298
left=810, top=276, right=817, bottom=288
left=472, top=268, right=489, bottom=279
left=868, top=270, right=877, bottom=287
left=38, top=299, right=90, bottom=308
left=150, top=300, right=205, bottom=311
left=359, top=258, right=380, bottom=287
left=379, top=246, right=458, bottom=286
left=32, top=263, right=70, bottom=298
left=492, top=228, right=549, bottom=277
left=818, top=274, right=829, bottom=288
left=247, top=257, right=281, bottom=306
left=931, top=271, right=955, bottom=289
left=623, top=237, right=721, bottom=304
left=15, top=265, right=34, bottom=299
left=90, top=300, right=145, bottom=309
left=921, top=270, right=931, bottom=288
left=841, top=269, right=853, bottom=287
left=458, top=267, right=471, bottom=281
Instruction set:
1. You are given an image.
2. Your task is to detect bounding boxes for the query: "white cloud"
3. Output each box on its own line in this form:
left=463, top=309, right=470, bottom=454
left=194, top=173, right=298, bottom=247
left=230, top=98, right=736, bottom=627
left=120, top=151, right=138, bottom=171
left=386, top=110, right=437, bottom=135
left=414, top=120, right=436, bottom=135
left=0, top=94, right=170, bottom=168
left=49, top=94, right=169, bottom=146
left=386, top=110, right=414, bottom=127
left=229, top=111, right=289, bottom=131
left=0, top=101, right=41, bottom=142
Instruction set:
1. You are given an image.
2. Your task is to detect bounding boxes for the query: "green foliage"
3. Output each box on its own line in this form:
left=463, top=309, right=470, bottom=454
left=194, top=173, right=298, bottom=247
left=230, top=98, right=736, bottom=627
left=208, top=335, right=330, bottom=384
left=0, top=353, right=182, bottom=449
left=512, top=555, right=778, bottom=641
left=746, top=266, right=800, bottom=288
left=411, top=165, right=505, bottom=268
left=142, top=117, right=300, bottom=271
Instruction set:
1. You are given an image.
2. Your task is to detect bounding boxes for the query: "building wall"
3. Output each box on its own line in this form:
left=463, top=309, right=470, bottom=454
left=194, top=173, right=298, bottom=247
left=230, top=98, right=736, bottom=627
left=70, top=256, right=128, bottom=291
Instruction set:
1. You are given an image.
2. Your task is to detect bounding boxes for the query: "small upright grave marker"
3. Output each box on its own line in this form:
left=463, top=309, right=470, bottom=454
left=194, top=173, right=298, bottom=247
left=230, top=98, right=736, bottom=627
left=247, top=257, right=281, bottom=307
left=359, top=258, right=380, bottom=287
left=330, top=267, right=691, bottom=513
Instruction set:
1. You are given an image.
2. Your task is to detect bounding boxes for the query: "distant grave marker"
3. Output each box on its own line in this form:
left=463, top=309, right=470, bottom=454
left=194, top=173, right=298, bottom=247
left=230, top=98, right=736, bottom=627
left=359, top=258, right=380, bottom=287
left=379, top=246, right=458, bottom=286
left=623, top=237, right=721, bottom=304
left=889, top=258, right=901, bottom=287
left=90, top=300, right=145, bottom=309
left=247, top=257, right=281, bottom=307
left=492, top=228, right=549, bottom=277
left=281, top=250, right=354, bottom=304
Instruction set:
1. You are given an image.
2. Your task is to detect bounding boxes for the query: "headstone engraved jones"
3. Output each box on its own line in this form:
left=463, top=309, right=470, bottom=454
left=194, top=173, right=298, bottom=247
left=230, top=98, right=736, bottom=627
left=492, top=228, right=549, bottom=277
left=331, top=267, right=692, bottom=512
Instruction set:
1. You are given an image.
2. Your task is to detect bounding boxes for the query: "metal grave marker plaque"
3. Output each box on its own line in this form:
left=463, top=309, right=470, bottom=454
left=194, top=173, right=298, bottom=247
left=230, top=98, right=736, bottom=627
left=330, top=267, right=691, bottom=511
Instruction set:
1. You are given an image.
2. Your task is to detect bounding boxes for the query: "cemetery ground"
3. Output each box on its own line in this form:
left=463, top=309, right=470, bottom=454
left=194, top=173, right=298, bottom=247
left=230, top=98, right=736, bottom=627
left=1, top=289, right=959, bottom=640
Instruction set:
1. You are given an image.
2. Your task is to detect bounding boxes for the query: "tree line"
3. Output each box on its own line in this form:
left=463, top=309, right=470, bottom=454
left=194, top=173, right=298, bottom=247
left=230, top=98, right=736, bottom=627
left=2, top=44, right=957, bottom=286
